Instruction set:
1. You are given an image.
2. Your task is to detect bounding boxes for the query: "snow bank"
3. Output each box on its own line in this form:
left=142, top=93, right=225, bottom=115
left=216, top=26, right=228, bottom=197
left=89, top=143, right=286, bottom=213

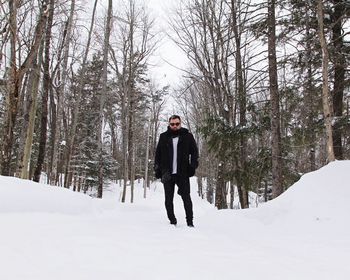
left=257, top=160, right=350, bottom=224
left=1, top=161, right=349, bottom=220
left=193, top=160, right=350, bottom=238
left=0, top=162, right=349, bottom=280
left=0, top=176, right=107, bottom=215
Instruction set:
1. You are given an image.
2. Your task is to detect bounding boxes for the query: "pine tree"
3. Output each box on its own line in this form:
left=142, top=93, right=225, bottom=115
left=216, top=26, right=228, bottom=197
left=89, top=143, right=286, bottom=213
left=70, top=53, right=117, bottom=194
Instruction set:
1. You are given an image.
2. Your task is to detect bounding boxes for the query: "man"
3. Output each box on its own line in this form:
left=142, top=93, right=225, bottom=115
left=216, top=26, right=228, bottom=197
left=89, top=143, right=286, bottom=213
left=154, top=115, right=199, bottom=227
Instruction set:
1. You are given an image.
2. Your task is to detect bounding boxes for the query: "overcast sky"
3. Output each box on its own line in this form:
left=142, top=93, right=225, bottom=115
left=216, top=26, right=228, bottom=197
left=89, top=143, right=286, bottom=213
left=78, top=0, right=189, bottom=123
left=94, top=0, right=188, bottom=87
left=146, top=0, right=188, bottom=87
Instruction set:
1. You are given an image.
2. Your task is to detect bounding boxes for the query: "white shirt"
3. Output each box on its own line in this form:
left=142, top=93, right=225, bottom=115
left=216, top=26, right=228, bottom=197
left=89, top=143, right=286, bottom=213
left=172, top=137, right=179, bottom=174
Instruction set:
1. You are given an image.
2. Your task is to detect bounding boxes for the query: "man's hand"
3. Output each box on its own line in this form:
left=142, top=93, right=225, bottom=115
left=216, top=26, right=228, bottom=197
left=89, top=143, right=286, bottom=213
left=188, top=166, right=196, bottom=177
left=161, top=172, right=172, bottom=183
left=155, top=169, right=162, bottom=179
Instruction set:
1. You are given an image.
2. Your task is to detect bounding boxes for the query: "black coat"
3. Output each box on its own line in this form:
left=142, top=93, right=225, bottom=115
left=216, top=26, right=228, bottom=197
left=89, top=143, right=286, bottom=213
left=154, top=127, right=199, bottom=182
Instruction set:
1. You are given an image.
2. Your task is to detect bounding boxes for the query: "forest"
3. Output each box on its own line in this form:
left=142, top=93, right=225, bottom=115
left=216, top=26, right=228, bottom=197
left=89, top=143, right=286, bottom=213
left=0, top=0, right=349, bottom=209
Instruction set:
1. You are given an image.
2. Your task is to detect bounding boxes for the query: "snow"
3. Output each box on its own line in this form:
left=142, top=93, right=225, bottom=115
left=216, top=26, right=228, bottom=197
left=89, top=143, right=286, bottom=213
left=1, top=161, right=350, bottom=280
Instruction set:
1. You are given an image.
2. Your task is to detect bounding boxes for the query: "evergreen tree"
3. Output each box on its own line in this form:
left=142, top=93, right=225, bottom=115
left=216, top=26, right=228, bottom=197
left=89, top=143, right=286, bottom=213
left=70, top=53, right=117, bottom=193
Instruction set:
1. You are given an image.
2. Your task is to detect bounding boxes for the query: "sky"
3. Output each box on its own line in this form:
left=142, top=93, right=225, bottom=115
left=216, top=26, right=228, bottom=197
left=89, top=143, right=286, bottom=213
left=91, top=0, right=190, bottom=123
left=0, top=161, right=350, bottom=279
left=143, top=0, right=189, bottom=87
left=94, top=0, right=189, bottom=87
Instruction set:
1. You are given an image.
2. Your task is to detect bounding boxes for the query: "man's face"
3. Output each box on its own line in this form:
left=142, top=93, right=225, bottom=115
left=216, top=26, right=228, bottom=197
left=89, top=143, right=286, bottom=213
left=169, top=118, right=181, bottom=131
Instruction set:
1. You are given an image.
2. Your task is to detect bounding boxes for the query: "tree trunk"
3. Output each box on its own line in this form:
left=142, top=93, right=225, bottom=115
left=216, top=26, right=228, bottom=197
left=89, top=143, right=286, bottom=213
left=331, top=0, right=345, bottom=160
left=121, top=89, right=129, bottom=202
left=197, top=176, right=203, bottom=198
left=130, top=142, right=135, bottom=203
left=33, top=0, right=55, bottom=182
left=215, top=162, right=227, bottom=209
left=232, top=0, right=249, bottom=208
left=50, top=0, right=76, bottom=185
left=77, top=175, right=82, bottom=192
left=267, top=0, right=283, bottom=198
left=317, top=0, right=335, bottom=162
left=20, top=43, right=45, bottom=179
left=97, top=0, right=113, bottom=198
left=15, top=73, right=31, bottom=177
left=143, top=120, right=151, bottom=199
left=236, top=181, right=248, bottom=209
left=207, top=177, right=214, bottom=204
left=64, top=0, right=98, bottom=188
left=229, top=181, right=234, bottom=209
left=1, top=0, right=19, bottom=176
left=129, top=3, right=136, bottom=203
left=304, top=5, right=317, bottom=172
left=121, top=1, right=137, bottom=203
left=1, top=0, right=48, bottom=176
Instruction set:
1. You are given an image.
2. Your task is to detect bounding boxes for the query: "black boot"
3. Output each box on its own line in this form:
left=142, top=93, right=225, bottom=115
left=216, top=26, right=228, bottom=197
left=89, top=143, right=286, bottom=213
left=187, top=220, right=194, bottom=227
left=170, top=219, right=177, bottom=226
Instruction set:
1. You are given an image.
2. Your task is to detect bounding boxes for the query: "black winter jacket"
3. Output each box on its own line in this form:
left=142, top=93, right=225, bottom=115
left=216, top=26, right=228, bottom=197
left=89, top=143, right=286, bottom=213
left=154, top=127, right=199, bottom=182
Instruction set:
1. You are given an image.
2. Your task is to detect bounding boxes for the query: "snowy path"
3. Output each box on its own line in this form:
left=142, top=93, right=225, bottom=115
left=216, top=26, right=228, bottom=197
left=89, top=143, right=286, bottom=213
left=1, top=162, right=350, bottom=280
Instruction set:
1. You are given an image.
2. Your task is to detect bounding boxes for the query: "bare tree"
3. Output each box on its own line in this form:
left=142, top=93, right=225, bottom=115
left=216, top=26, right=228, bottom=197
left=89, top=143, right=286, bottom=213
left=317, top=0, right=335, bottom=162
left=169, top=0, right=263, bottom=208
left=49, top=0, right=76, bottom=185
left=33, top=0, right=55, bottom=182
left=97, top=0, right=113, bottom=198
left=143, top=83, right=168, bottom=197
left=267, top=0, right=283, bottom=198
left=170, top=0, right=235, bottom=209
left=231, top=0, right=249, bottom=208
left=63, top=0, right=98, bottom=188
left=143, top=117, right=151, bottom=198
left=18, top=41, right=45, bottom=179
left=331, top=0, right=346, bottom=160
left=1, top=0, right=49, bottom=176
left=115, top=0, right=157, bottom=203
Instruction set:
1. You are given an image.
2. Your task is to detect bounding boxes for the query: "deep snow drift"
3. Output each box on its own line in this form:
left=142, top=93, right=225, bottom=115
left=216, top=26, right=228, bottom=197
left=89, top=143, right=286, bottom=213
left=0, top=161, right=349, bottom=280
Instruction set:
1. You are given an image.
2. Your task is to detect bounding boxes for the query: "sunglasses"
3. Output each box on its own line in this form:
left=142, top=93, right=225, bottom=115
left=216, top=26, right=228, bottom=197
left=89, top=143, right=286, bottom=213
left=169, top=122, right=181, bottom=127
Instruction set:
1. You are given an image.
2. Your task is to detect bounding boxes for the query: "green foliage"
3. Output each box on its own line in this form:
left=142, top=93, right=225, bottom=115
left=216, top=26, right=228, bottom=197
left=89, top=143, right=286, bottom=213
left=69, top=52, right=117, bottom=190
left=199, top=115, right=272, bottom=192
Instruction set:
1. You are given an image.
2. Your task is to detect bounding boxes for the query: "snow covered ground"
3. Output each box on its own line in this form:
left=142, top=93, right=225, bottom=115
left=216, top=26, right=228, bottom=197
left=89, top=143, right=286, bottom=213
left=1, top=161, right=350, bottom=280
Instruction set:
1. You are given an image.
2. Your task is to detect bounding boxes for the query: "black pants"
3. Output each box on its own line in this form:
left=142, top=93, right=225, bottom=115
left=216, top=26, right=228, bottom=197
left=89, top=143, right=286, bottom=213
left=163, top=175, right=193, bottom=222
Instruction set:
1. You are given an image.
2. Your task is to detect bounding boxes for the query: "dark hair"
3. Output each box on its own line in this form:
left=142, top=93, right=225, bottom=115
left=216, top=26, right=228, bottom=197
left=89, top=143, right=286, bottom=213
left=169, top=115, right=181, bottom=122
